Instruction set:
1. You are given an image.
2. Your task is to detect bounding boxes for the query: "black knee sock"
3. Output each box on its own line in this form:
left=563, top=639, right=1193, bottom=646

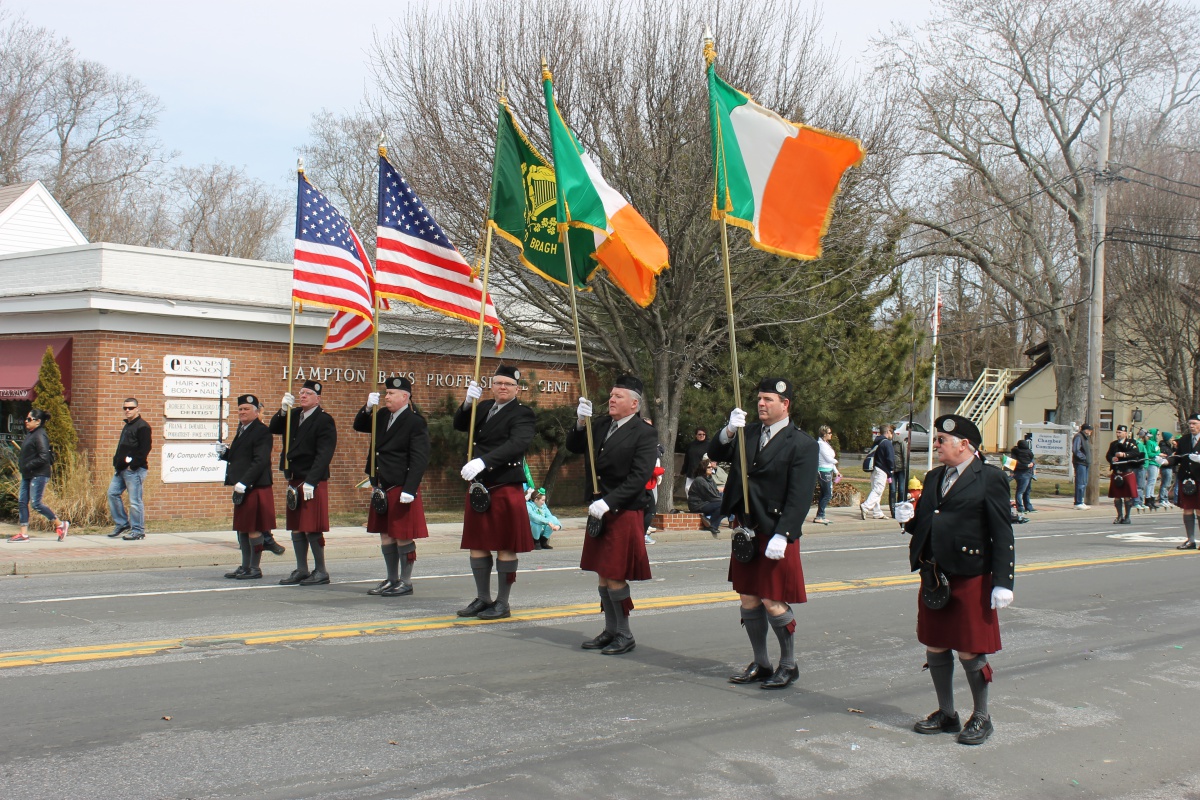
left=248, top=534, right=263, bottom=568
left=1185, top=513, right=1196, bottom=543
left=470, top=555, right=493, bottom=602
left=399, top=542, right=416, bottom=582
left=306, top=532, right=325, bottom=572
left=927, top=649, right=955, bottom=716
left=381, top=541, right=400, bottom=582
left=741, top=605, right=771, bottom=668
left=291, top=532, right=309, bottom=571
left=496, top=559, right=518, bottom=604
left=768, top=607, right=796, bottom=669
left=237, top=532, right=251, bottom=569
left=598, top=586, right=616, bottom=633
left=961, top=654, right=990, bottom=719
left=609, top=585, right=632, bottom=636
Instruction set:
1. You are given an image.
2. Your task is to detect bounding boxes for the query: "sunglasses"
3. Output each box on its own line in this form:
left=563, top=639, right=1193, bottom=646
left=123, top=406, right=138, bottom=411
left=933, top=435, right=957, bottom=445
left=25, top=416, right=36, bottom=422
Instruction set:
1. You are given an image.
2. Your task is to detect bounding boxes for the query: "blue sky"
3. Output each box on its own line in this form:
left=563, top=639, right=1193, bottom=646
left=16, top=0, right=928, bottom=191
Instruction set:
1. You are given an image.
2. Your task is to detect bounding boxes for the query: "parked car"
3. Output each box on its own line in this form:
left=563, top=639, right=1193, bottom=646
left=893, top=420, right=931, bottom=451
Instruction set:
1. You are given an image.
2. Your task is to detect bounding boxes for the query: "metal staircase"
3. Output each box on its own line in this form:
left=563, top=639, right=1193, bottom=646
left=955, top=368, right=1012, bottom=431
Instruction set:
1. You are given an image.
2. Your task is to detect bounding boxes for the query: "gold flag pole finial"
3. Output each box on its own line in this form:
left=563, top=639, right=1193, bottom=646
left=541, top=56, right=552, bottom=82
left=297, top=158, right=305, bottom=174
left=703, top=25, right=717, bottom=66
left=378, top=132, right=387, bottom=159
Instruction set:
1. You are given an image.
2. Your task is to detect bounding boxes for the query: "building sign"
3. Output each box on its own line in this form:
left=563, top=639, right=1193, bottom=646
left=163, top=420, right=229, bottom=440
left=163, top=355, right=230, bottom=377
left=163, top=376, right=231, bottom=398
left=164, top=399, right=229, bottom=419
left=281, top=365, right=573, bottom=394
left=1031, top=432, right=1068, bottom=455
left=161, top=443, right=227, bottom=483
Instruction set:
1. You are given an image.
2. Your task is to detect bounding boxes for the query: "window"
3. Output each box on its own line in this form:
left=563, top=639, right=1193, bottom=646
left=1044, top=410, right=1057, bottom=424
left=1100, top=409, right=1113, bottom=432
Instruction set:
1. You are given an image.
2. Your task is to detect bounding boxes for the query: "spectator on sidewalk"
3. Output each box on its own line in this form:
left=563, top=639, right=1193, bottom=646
left=1072, top=424, right=1092, bottom=509
left=527, top=488, right=561, bottom=549
left=860, top=424, right=896, bottom=520
left=1009, top=438, right=1036, bottom=514
left=8, top=409, right=68, bottom=543
left=1137, top=428, right=1161, bottom=510
left=890, top=433, right=907, bottom=515
left=682, top=428, right=710, bottom=496
left=688, top=459, right=724, bottom=536
left=107, top=398, right=152, bottom=541
left=814, top=425, right=840, bottom=525
left=1158, top=431, right=1176, bottom=508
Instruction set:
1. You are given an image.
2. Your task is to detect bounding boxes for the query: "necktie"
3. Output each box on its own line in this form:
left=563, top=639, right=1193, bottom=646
left=606, top=421, right=620, bottom=440
left=487, top=404, right=500, bottom=421
left=941, top=466, right=958, bottom=496
left=760, top=426, right=771, bottom=450
left=387, top=410, right=401, bottom=429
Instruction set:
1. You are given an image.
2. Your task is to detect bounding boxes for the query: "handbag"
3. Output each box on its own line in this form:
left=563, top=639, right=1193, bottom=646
left=731, top=525, right=757, bottom=564
left=371, top=486, right=388, bottom=516
left=1182, top=477, right=1198, bottom=497
left=920, top=560, right=951, bottom=609
left=468, top=481, right=491, bottom=512
left=586, top=514, right=605, bottom=538
left=285, top=485, right=299, bottom=511
left=232, top=489, right=246, bottom=506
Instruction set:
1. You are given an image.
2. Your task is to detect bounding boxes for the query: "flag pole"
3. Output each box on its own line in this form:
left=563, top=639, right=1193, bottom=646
left=466, top=225, right=495, bottom=459
left=370, top=139, right=390, bottom=481
left=284, top=299, right=297, bottom=471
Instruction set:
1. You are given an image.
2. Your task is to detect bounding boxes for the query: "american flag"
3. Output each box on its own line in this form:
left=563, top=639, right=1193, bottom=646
left=293, top=171, right=375, bottom=352
left=375, top=154, right=504, bottom=351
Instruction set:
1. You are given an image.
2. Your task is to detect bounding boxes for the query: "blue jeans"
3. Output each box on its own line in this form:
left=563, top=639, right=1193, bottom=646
left=816, top=471, right=834, bottom=518
left=1074, top=464, right=1088, bottom=505
left=1142, top=463, right=1159, bottom=504
left=695, top=499, right=723, bottom=530
left=1014, top=471, right=1034, bottom=512
left=1160, top=467, right=1174, bottom=503
left=19, top=475, right=55, bottom=526
left=108, top=467, right=147, bottom=533
left=1132, top=468, right=1146, bottom=505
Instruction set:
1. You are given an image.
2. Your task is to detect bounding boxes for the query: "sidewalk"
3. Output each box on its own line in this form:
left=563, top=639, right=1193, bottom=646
left=0, top=495, right=1115, bottom=576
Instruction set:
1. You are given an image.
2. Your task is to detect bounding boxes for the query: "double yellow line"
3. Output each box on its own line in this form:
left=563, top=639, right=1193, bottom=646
left=2, top=549, right=1184, bottom=669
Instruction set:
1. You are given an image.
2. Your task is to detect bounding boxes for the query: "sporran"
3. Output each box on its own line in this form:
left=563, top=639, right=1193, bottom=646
left=286, top=485, right=299, bottom=511
left=371, top=486, right=388, bottom=516
left=232, top=490, right=246, bottom=506
left=731, top=526, right=757, bottom=564
left=469, top=481, right=491, bottom=513
left=920, top=561, right=951, bottom=610
left=586, top=514, right=605, bottom=538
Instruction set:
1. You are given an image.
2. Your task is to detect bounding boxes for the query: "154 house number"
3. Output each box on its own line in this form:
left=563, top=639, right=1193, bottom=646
left=109, top=357, right=143, bottom=374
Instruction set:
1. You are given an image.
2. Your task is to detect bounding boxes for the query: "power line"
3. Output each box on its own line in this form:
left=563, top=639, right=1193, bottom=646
left=1121, top=174, right=1200, bottom=203
left=1112, top=162, right=1200, bottom=192
left=895, top=175, right=1077, bottom=246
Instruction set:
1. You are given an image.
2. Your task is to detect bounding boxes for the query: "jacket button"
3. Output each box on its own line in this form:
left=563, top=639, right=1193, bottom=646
left=1009, top=545, right=1014, bottom=550
left=934, top=510, right=940, bottom=514
left=961, top=546, right=967, bottom=552
left=1009, top=574, right=1014, bottom=579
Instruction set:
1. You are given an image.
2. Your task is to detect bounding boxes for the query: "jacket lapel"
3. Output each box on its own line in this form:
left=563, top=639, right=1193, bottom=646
left=752, top=423, right=792, bottom=471
left=942, top=458, right=980, bottom=501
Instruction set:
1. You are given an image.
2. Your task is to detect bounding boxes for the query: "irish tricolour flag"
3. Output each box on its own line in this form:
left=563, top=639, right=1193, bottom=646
left=708, top=58, right=864, bottom=261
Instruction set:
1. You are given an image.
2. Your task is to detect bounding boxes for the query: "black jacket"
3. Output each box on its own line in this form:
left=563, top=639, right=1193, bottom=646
left=1174, top=432, right=1199, bottom=482
left=112, top=416, right=152, bottom=472
left=870, top=435, right=896, bottom=474
left=353, top=405, right=430, bottom=495
left=220, top=418, right=273, bottom=488
left=682, top=438, right=710, bottom=477
left=452, top=399, right=536, bottom=487
left=1106, top=438, right=1142, bottom=473
left=19, top=426, right=53, bottom=479
left=1010, top=441, right=1035, bottom=472
left=706, top=422, right=819, bottom=542
left=687, top=474, right=722, bottom=511
left=269, top=406, right=337, bottom=483
left=903, top=457, right=1016, bottom=590
left=566, top=415, right=658, bottom=510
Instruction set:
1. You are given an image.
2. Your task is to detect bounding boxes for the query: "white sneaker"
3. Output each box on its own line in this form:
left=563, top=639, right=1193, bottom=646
left=646, top=526, right=658, bottom=533
left=644, top=534, right=655, bottom=545
left=1073, top=503, right=1090, bottom=510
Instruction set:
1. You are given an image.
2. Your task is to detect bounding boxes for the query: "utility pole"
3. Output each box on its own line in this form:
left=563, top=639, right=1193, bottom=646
left=928, top=270, right=940, bottom=471
left=1084, top=108, right=1111, bottom=506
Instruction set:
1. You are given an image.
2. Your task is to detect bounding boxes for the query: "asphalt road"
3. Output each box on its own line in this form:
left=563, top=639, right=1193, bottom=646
left=2, top=513, right=1199, bottom=800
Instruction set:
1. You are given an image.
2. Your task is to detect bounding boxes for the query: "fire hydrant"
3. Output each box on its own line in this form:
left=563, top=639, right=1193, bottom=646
left=908, top=476, right=923, bottom=503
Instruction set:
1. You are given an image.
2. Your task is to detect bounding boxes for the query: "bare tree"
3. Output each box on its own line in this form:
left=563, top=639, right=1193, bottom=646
left=879, top=0, right=1200, bottom=424
left=170, top=163, right=289, bottom=260
left=296, top=110, right=382, bottom=252
left=362, top=0, right=903, bottom=506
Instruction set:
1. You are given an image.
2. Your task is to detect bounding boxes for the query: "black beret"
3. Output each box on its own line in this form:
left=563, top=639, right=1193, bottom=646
left=757, top=377, right=793, bottom=401
left=1115, top=424, right=1128, bottom=432
left=614, top=374, right=644, bottom=395
left=384, top=376, right=412, bottom=392
left=1080, top=423, right=1093, bottom=431
left=934, top=414, right=982, bottom=447
left=301, top=379, right=322, bottom=395
left=495, top=364, right=521, bottom=382
left=237, top=394, right=260, bottom=408
left=1189, top=413, right=1200, bottom=423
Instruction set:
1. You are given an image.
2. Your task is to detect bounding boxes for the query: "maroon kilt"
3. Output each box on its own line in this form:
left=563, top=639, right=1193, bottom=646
left=916, top=573, right=1002, bottom=654
left=232, top=486, right=276, bottom=533
left=285, top=479, right=330, bottom=532
left=367, top=486, right=429, bottom=540
left=460, top=483, right=534, bottom=553
left=728, top=534, right=807, bottom=604
left=1176, top=477, right=1200, bottom=510
left=1108, top=471, right=1138, bottom=499
left=580, top=509, right=652, bottom=581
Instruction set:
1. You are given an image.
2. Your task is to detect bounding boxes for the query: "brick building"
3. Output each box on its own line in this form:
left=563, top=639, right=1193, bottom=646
left=0, top=184, right=581, bottom=522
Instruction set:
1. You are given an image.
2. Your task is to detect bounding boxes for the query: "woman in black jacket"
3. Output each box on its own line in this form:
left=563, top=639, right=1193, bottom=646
left=10, top=410, right=68, bottom=543
left=687, top=459, right=724, bottom=537
left=1009, top=438, right=1036, bottom=514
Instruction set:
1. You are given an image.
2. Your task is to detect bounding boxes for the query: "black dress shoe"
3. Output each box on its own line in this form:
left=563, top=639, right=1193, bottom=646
left=1119, top=517, right=1132, bottom=524
left=477, top=600, right=511, bottom=620
left=224, top=566, right=248, bottom=579
left=265, top=537, right=286, bottom=556
left=581, top=631, right=616, bottom=650
left=1177, top=541, right=1197, bottom=550
left=760, top=664, right=799, bottom=689
left=540, top=541, right=552, bottom=550
left=235, top=568, right=263, bottom=580
left=456, top=598, right=494, bottom=617
left=108, top=525, right=130, bottom=538
left=368, top=579, right=398, bottom=596
left=299, top=569, right=330, bottom=585
left=957, top=713, right=994, bottom=745
left=728, top=662, right=774, bottom=684
left=279, top=569, right=311, bottom=585
left=122, top=531, right=145, bottom=540
left=913, top=709, right=962, bottom=734
left=600, top=634, right=636, bottom=655
left=381, top=581, right=413, bottom=597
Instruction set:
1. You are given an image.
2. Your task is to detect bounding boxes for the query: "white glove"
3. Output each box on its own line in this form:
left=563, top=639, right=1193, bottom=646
left=214, top=442, right=228, bottom=456
left=726, top=407, right=747, bottom=435
left=895, top=501, right=915, bottom=524
left=464, top=381, right=482, bottom=405
left=461, top=458, right=486, bottom=481
left=764, top=533, right=788, bottom=560
left=233, top=482, right=247, bottom=494
left=588, top=498, right=610, bottom=519
left=1157, top=456, right=1168, bottom=466
left=281, top=392, right=295, bottom=410
left=1189, top=453, right=1200, bottom=463
left=991, top=586, right=1014, bottom=609
left=576, top=397, right=593, bottom=421
left=367, top=392, right=380, bottom=409
left=302, top=483, right=315, bottom=501
left=125, top=456, right=132, bottom=464
left=400, top=492, right=415, bottom=504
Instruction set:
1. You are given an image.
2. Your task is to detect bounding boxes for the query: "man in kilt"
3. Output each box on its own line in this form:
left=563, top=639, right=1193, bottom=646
left=269, top=379, right=337, bottom=586
left=453, top=364, right=536, bottom=621
left=566, top=375, right=658, bottom=655
left=708, top=378, right=819, bottom=690
left=895, top=414, right=1014, bottom=746
left=216, top=394, right=281, bottom=579
left=353, top=376, right=430, bottom=597
left=1106, top=424, right=1142, bottom=525
left=1171, top=413, right=1200, bottom=548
